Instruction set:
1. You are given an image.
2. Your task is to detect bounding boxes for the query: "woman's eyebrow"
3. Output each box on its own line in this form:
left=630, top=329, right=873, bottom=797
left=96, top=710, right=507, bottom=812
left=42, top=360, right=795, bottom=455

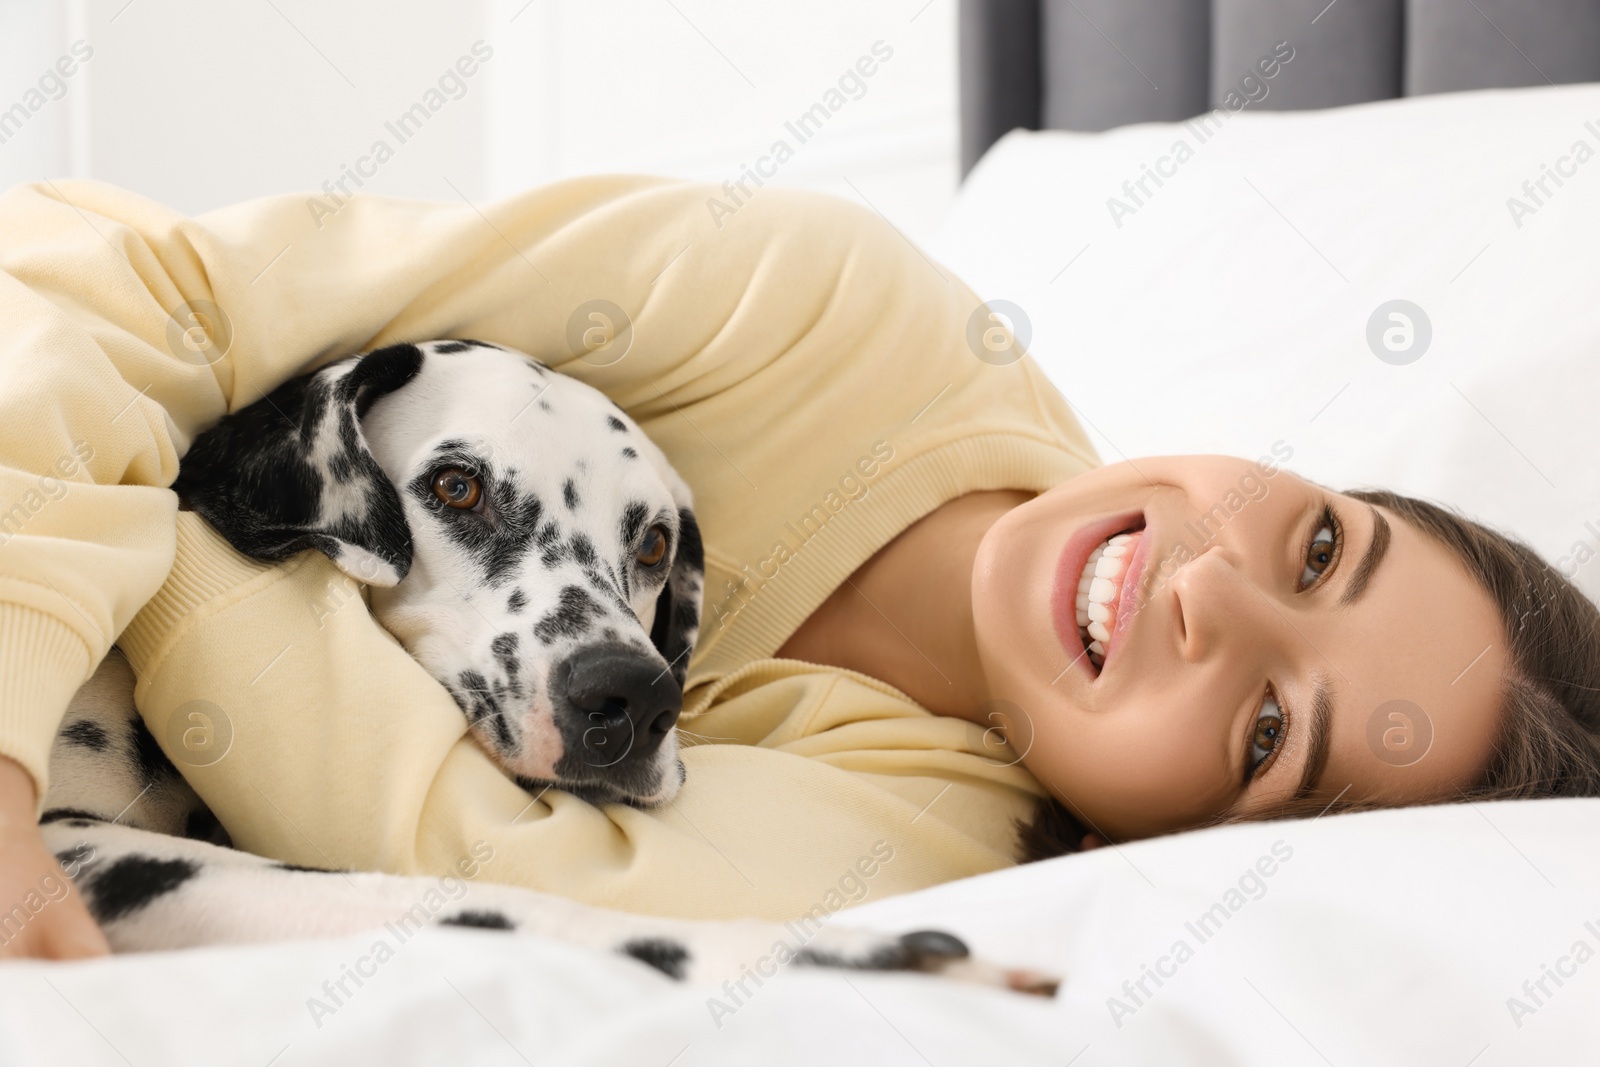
left=1292, top=671, right=1334, bottom=802
left=1339, top=505, right=1392, bottom=607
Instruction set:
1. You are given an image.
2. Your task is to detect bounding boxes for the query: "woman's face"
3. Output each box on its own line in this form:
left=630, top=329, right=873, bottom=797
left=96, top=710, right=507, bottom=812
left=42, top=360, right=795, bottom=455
left=970, top=455, right=1510, bottom=841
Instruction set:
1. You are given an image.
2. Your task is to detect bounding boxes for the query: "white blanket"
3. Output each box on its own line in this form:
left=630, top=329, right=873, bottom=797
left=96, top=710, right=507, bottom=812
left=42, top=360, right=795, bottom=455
left=2, top=799, right=1596, bottom=1064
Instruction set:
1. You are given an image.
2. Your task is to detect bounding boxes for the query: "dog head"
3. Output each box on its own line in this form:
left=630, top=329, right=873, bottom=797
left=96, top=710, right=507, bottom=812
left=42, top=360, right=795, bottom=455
left=174, top=339, right=704, bottom=806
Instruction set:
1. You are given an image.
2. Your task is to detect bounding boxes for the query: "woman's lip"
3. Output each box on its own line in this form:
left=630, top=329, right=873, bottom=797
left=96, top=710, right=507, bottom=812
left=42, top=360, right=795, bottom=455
left=1102, top=518, right=1154, bottom=673
left=1051, top=509, right=1146, bottom=682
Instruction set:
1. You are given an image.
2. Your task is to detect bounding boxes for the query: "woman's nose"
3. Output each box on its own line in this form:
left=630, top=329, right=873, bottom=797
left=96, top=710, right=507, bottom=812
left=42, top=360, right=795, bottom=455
left=1168, top=545, right=1257, bottom=663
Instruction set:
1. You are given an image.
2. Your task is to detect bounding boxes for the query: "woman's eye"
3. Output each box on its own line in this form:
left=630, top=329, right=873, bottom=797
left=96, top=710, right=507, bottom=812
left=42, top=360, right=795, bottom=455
left=1299, top=519, right=1337, bottom=589
left=1248, top=691, right=1285, bottom=780
left=637, top=524, right=669, bottom=567
left=431, top=467, right=483, bottom=510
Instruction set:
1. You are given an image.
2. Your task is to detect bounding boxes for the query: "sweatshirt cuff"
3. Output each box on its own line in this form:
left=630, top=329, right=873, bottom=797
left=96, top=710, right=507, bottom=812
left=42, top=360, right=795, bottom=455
left=0, top=604, right=92, bottom=808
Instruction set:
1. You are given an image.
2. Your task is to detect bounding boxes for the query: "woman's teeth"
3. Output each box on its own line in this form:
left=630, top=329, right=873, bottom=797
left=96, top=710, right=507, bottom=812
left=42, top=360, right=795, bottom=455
left=1075, top=532, right=1136, bottom=669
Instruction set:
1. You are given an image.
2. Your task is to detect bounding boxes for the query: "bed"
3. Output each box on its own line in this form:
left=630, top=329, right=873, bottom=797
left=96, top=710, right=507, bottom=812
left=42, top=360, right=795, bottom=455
left=6, top=6, right=1600, bottom=1065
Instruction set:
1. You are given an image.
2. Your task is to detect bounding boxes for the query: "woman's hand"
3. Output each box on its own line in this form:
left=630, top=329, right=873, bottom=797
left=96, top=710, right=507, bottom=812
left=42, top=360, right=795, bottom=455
left=0, top=755, right=109, bottom=961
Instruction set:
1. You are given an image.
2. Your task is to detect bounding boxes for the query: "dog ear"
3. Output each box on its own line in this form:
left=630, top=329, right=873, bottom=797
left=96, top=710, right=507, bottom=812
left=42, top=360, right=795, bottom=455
left=174, top=344, right=424, bottom=587
left=649, top=503, right=704, bottom=691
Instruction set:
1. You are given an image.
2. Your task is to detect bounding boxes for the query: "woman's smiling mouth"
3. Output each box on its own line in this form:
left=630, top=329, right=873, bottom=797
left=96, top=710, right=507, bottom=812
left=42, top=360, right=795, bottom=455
left=1075, top=530, right=1141, bottom=668
left=1051, top=511, right=1145, bottom=680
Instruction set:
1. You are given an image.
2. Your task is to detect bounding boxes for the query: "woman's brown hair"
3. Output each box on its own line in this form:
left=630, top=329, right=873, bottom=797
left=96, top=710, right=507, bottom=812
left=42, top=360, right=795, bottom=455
left=1015, top=488, right=1600, bottom=862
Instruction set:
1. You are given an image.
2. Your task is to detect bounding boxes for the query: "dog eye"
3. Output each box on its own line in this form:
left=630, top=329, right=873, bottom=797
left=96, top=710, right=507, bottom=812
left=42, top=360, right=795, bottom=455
left=431, top=467, right=482, bottom=510
left=637, top=524, right=668, bottom=567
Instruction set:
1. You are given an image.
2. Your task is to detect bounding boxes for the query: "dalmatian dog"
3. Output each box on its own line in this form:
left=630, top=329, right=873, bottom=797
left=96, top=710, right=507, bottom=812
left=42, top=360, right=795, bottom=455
left=36, top=340, right=1056, bottom=995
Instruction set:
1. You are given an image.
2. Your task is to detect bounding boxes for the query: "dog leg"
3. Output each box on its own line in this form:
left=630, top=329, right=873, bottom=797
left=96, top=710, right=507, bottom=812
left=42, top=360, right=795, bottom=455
left=39, top=819, right=1055, bottom=995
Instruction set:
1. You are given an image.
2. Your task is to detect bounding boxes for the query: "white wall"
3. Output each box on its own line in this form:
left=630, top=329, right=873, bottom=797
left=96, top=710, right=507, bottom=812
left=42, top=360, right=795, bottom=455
left=0, top=0, right=959, bottom=243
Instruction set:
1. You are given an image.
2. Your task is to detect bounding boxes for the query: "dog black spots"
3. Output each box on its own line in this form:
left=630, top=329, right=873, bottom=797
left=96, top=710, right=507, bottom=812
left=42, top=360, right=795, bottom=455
left=606, top=414, right=627, bottom=433
left=563, top=478, right=580, bottom=511
left=484, top=489, right=545, bottom=586
left=431, top=339, right=502, bottom=354
left=620, top=937, right=690, bottom=980
left=60, top=720, right=110, bottom=751
left=507, top=588, right=527, bottom=614
left=533, top=585, right=605, bottom=645
left=491, top=633, right=520, bottom=680
left=794, top=931, right=970, bottom=973
left=538, top=399, right=552, bottom=413
left=327, top=411, right=363, bottom=483
left=618, top=501, right=650, bottom=553
left=129, top=717, right=179, bottom=791
left=85, top=855, right=199, bottom=923
left=439, top=910, right=515, bottom=931
left=454, top=670, right=514, bottom=750
left=570, top=533, right=597, bottom=567
left=274, top=861, right=348, bottom=874
left=620, top=447, right=638, bottom=461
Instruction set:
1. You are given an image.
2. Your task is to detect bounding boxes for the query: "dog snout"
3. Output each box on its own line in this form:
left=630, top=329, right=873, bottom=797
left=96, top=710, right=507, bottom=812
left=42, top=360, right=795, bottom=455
left=555, top=646, right=682, bottom=765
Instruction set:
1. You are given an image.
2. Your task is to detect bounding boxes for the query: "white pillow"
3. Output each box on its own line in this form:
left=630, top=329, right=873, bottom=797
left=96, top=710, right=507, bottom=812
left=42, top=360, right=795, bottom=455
left=931, top=84, right=1600, bottom=601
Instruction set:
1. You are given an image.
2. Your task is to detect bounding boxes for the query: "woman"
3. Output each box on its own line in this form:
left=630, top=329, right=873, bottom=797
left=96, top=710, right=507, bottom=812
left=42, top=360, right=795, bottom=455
left=1, top=176, right=1596, bottom=960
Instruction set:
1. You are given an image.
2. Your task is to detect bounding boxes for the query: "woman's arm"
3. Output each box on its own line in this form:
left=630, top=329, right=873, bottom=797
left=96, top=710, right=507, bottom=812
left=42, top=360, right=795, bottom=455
left=0, top=754, right=108, bottom=959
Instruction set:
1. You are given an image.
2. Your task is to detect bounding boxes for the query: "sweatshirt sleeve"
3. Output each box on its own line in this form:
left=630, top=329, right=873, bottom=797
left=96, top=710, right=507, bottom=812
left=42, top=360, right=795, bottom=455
left=0, top=180, right=263, bottom=795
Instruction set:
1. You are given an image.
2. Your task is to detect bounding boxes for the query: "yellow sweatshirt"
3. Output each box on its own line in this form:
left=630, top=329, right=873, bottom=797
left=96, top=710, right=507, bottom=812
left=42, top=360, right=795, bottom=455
left=0, top=174, right=1098, bottom=920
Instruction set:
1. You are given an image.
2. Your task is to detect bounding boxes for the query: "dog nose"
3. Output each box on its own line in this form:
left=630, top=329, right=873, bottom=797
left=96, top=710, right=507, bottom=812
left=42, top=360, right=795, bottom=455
left=558, top=647, right=682, bottom=765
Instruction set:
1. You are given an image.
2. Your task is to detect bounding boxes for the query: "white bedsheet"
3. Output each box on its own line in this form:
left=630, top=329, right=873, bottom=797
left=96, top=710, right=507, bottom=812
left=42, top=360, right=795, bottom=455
left=2, top=799, right=1596, bottom=1065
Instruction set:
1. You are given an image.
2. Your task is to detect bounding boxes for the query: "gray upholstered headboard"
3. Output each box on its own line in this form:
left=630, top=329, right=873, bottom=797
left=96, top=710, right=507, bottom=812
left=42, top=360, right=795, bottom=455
left=959, top=0, right=1600, bottom=174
